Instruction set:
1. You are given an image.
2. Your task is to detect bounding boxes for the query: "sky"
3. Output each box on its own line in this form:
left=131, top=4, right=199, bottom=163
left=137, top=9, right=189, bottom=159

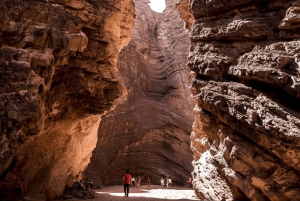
left=148, top=0, right=166, bottom=13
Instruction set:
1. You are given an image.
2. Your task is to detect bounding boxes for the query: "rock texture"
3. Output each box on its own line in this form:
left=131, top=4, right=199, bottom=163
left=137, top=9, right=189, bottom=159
left=180, top=0, right=300, bottom=200
left=0, top=0, right=134, bottom=200
left=85, top=0, right=194, bottom=186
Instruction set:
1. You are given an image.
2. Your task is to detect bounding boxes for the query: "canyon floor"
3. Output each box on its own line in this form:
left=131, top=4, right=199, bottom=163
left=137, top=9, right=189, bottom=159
left=62, top=185, right=200, bottom=201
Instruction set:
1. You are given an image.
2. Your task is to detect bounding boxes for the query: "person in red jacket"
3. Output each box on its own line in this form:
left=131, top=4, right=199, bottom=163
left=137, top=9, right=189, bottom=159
left=123, top=170, right=132, bottom=197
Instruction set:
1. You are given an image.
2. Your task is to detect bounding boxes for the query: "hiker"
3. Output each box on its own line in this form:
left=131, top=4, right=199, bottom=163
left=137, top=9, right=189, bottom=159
left=187, top=178, right=193, bottom=188
left=166, top=177, right=169, bottom=189
left=167, top=177, right=172, bottom=189
left=160, top=177, right=165, bottom=189
left=136, top=175, right=141, bottom=188
left=147, top=177, right=151, bottom=187
left=123, top=170, right=132, bottom=197
left=131, top=176, right=135, bottom=187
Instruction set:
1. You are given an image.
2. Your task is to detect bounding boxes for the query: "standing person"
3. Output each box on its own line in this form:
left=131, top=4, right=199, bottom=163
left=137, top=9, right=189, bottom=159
left=187, top=178, right=193, bottom=188
left=123, top=170, right=132, bottom=197
left=168, top=177, right=172, bottom=189
left=131, top=176, right=135, bottom=187
left=136, top=175, right=141, bottom=188
left=160, top=177, right=165, bottom=189
left=166, top=177, right=169, bottom=189
left=147, top=177, right=151, bottom=187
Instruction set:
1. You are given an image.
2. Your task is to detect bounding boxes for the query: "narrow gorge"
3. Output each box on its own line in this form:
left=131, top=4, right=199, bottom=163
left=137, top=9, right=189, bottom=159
left=85, top=0, right=194, bottom=187
left=1, top=0, right=300, bottom=201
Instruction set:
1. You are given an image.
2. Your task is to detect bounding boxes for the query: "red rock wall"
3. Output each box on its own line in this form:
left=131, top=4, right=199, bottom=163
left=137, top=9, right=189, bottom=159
left=85, top=0, right=195, bottom=186
left=0, top=0, right=134, bottom=200
left=181, top=0, right=300, bottom=200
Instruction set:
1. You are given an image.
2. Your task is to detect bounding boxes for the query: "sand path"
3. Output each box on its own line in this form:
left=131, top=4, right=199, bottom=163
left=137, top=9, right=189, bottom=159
left=63, top=185, right=200, bottom=201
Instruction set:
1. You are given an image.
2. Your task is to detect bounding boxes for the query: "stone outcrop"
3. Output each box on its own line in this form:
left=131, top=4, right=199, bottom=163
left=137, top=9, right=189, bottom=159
left=0, top=0, right=134, bottom=200
left=176, top=0, right=194, bottom=30
left=179, top=0, right=300, bottom=200
left=85, top=0, right=194, bottom=186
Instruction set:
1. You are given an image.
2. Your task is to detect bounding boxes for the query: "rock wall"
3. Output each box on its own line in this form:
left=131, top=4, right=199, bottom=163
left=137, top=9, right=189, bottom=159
left=85, top=0, right=194, bottom=186
left=0, top=0, right=134, bottom=200
left=180, top=0, right=300, bottom=200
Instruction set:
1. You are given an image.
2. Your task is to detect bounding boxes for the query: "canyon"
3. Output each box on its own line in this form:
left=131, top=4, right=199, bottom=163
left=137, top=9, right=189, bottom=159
left=85, top=0, right=194, bottom=187
left=1, top=0, right=300, bottom=201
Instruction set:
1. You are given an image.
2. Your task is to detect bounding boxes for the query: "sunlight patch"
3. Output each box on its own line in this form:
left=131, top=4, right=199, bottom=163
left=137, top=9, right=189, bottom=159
left=148, top=0, right=166, bottom=13
left=96, top=188, right=198, bottom=200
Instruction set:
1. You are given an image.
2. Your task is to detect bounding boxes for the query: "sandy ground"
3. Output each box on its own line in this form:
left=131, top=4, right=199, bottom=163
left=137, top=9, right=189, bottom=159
left=62, top=185, right=200, bottom=201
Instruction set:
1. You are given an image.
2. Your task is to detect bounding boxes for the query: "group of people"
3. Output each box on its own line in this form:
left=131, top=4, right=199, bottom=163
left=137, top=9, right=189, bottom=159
left=123, top=171, right=193, bottom=198
left=160, top=177, right=172, bottom=189
left=129, top=175, right=142, bottom=188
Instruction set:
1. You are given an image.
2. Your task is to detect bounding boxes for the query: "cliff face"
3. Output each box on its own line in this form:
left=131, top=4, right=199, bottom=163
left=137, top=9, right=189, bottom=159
left=85, top=0, right=194, bottom=186
left=181, top=0, right=300, bottom=200
left=0, top=0, right=134, bottom=200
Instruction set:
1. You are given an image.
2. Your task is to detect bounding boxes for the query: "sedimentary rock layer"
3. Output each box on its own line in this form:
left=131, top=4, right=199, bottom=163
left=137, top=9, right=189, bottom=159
left=0, top=0, right=134, bottom=200
left=85, top=0, right=194, bottom=186
left=180, top=0, right=300, bottom=200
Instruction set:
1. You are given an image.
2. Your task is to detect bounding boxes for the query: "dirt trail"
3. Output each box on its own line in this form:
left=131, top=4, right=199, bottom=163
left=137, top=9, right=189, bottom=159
left=63, top=185, right=200, bottom=201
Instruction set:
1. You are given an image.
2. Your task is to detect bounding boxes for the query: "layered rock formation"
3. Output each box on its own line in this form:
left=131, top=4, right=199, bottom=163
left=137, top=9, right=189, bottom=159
left=85, top=0, right=194, bottom=186
left=181, top=0, right=300, bottom=200
left=0, top=0, right=134, bottom=200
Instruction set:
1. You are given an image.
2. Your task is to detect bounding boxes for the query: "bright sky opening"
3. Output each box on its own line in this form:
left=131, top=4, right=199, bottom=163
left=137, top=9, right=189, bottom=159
left=148, top=0, right=166, bottom=13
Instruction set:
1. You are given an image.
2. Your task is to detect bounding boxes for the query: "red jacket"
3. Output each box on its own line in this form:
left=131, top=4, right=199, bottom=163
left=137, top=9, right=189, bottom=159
left=123, top=174, right=131, bottom=185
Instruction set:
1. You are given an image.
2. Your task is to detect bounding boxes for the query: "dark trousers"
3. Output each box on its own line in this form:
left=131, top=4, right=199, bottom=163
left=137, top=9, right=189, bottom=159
left=124, top=184, right=130, bottom=196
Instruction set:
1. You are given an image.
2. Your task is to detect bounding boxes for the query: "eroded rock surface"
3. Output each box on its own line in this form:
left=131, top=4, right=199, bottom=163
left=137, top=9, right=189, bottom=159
left=0, top=0, right=134, bottom=200
left=85, top=0, right=194, bottom=186
left=180, top=0, right=300, bottom=200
